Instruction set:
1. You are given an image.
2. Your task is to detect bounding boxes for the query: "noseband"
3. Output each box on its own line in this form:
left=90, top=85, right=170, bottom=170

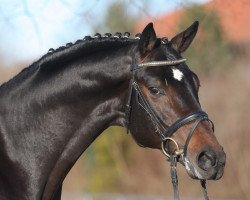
left=125, top=50, right=213, bottom=200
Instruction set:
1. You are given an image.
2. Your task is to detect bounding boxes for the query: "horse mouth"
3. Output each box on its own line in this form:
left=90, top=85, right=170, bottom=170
left=183, top=157, right=225, bottom=180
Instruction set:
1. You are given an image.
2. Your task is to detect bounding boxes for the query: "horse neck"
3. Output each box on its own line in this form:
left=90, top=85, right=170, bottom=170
left=0, top=43, right=134, bottom=199
left=41, top=46, right=135, bottom=200
left=3, top=44, right=132, bottom=125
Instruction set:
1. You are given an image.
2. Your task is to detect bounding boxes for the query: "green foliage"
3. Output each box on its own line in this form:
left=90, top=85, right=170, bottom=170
left=84, top=126, right=133, bottom=193
left=177, top=4, right=232, bottom=73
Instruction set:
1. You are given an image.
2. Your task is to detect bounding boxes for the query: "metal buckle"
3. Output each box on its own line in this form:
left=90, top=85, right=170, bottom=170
left=161, top=137, right=183, bottom=158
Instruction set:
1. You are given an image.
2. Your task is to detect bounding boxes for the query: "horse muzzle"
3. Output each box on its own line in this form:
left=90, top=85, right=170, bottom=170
left=184, top=147, right=226, bottom=180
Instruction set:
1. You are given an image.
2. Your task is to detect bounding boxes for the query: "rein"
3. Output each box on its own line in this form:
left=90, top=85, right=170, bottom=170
left=126, top=50, right=213, bottom=200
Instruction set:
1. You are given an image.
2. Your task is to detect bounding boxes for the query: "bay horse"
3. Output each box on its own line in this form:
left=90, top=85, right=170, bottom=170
left=0, top=21, right=225, bottom=200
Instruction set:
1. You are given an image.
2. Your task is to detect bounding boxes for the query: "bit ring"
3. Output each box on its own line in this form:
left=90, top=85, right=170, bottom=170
left=161, top=137, right=183, bottom=158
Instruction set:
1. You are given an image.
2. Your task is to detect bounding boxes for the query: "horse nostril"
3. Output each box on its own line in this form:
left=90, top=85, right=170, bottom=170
left=197, top=151, right=217, bottom=171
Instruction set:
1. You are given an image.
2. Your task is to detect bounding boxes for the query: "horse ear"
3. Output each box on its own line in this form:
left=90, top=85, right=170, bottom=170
left=138, top=23, right=157, bottom=56
left=170, top=21, right=199, bottom=53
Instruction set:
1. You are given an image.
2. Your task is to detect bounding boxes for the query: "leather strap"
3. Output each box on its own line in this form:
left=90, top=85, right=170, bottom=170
left=170, top=156, right=180, bottom=200
left=133, top=82, right=166, bottom=139
left=166, top=111, right=208, bottom=137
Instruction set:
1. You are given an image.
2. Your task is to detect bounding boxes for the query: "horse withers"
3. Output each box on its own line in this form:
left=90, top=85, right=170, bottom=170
left=0, top=21, right=225, bottom=200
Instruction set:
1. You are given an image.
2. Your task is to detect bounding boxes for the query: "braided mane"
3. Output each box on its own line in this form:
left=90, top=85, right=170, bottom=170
left=37, top=32, right=141, bottom=68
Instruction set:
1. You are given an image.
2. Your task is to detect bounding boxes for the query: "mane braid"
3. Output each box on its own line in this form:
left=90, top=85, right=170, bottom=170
left=38, top=37, right=135, bottom=69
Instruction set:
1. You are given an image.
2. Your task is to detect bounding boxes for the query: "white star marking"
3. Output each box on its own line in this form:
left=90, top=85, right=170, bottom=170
left=172, top=68, right=183, bottom=81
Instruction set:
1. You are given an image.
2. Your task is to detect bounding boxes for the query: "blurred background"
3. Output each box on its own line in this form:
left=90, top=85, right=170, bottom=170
left=0, top=0, right=249, bottom=199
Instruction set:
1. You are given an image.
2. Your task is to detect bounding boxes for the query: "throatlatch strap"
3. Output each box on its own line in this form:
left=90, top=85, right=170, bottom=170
left=125, top=50, right=137, bottom=132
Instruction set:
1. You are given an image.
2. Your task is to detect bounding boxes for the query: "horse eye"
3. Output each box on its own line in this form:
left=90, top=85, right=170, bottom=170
left=148, top=87, right=160, bottom=95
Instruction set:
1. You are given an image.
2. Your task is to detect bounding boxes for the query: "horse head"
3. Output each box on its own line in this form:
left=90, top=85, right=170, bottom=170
left=127, top=22, right=226, bottom=180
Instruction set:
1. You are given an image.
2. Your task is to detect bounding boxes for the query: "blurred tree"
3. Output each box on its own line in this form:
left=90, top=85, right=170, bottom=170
left=177, top=4, right=233, bottom=73
left=93, top=1, right=137, bottom=34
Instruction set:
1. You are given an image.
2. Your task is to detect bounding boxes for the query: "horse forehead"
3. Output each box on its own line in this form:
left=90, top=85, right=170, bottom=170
left=163, top=46, right=186, bottom=81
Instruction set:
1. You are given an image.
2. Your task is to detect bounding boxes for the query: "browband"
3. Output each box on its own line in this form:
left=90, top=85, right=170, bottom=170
left=129, top=47, right=186, bottom=71
left=136, top=58, right=186, bottom=69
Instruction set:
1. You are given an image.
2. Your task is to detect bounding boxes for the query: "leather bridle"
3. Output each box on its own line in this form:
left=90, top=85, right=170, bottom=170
left=125, top=49, right=213, bottom=200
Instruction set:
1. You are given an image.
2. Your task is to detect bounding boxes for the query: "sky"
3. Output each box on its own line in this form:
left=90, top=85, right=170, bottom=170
left=0, top=0, right=208, bottom=67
